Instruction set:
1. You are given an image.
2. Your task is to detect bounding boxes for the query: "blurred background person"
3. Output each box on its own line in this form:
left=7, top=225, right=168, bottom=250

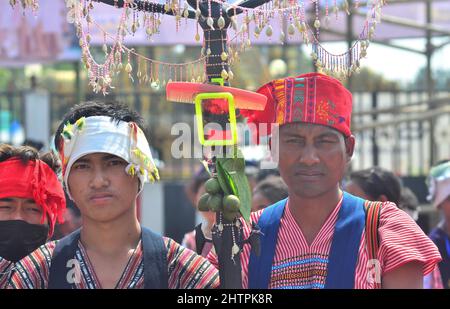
left=398, top=187, right=420, bottom=222
left=346, top=167, right=421, bottom=221
left=345, top=167, right=402, bottom=206
left=251, top=176, right=288, bottom=212
left=256, top=168, right=281, bottom=184
left=425, top=161, right=450, bottom=289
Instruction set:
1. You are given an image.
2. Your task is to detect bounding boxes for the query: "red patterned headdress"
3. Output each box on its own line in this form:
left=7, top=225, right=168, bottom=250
left=0, top=158, right=66, bottom=236
left=241, top=72, right=353, bottom=137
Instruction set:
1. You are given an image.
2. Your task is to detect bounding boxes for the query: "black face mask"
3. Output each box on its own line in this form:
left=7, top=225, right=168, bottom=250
left=0, top=220, right=48, bottom=262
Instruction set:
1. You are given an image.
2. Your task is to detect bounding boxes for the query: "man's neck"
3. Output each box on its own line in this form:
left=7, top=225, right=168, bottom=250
left=80, top=212, right=141, bottom=256
left=288, top=186, right=342, bottom=245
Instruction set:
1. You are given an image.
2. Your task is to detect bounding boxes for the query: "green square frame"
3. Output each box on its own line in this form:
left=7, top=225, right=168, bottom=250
left=194, top=92, right=238, bottom=146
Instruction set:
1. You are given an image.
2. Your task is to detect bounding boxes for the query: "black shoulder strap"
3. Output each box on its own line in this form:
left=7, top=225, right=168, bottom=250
left=49, top=227, right=168, bottom=289
left=141, top=227, right=168, bottom=289
left=48, top=229, right=81, bottom=289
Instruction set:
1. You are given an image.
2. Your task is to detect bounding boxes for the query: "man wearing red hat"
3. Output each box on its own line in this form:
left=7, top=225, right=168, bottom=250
left=0, top=144, right=66, bottom=288
left=209, top=72, right=441, bottom=288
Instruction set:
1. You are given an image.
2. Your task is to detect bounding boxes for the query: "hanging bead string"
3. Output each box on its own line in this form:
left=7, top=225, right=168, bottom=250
left=70, top=0, right=207, bottom=94
left=213, top=213, right=243, bottom=264
left=201, top=26, right=246, bottom=81
left=217, top=0, right=384, bottom=78
left=69, top=0, right=385, bottom=91
left=93, top=20, right=207, bottom=89
left=204, top=0, right=380, bottom=15
left=9, top=0, right=39, bottom=13
left=16, top=0, right=385, bottom=80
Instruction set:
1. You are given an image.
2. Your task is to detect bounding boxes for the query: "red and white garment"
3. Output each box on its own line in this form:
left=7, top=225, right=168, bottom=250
left=208, top=198, right=441, bottom=289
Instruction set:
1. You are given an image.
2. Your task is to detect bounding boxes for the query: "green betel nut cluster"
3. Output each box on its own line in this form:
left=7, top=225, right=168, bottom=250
left=198, top=177, right=241, bottom=221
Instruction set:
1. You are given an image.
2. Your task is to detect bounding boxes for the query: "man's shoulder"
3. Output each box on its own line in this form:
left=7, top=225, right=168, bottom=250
left=377, top=201, right=411, bottom=221
left=0, top=256, right=11, bottom=267
left=0, top=256, right=13, bottom=276
left=162, top=236, right=174, bottom=248
left=162, top=236, right=197, bottom=255
left=20, top=240, right=57, bottom=267
left=9, top=241, right=57, bottom=289
left=251, top=198, right=289, bottom=224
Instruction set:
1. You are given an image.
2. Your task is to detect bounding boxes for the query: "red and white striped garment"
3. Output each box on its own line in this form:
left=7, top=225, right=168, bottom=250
left=0, top=256, right=13, bottom=289
left=9, top=237, right=219, bottom=289
left=207, top=197, right=442, bottom=289
left=424, top=265, right=444, bottom=289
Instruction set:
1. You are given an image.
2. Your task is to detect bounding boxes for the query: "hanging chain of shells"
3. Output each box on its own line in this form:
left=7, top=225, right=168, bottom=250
left=219, top=0, right=385, bottom=80
left=65, top=0, right=385, bottom=92
left=9, top=0, right=39, bottom=12
left=66, top=0, right=210, bottom=94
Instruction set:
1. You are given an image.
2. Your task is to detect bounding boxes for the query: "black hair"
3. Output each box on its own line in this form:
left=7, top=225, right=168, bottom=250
left=0, top=143, right=60, bottom=174
left=54, top=100, right=146, bottom=152
left=398, top=187, right=419, bottom=212
left=22, top=139, right=44, bottom=151
left=256, top=169, right=281, bottom=183
left=253, top=176, right=289, bottom=205
left=349, top=167, right=402, bottom=205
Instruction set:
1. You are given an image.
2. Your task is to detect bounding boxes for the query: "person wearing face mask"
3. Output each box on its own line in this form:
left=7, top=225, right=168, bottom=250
left=0, top=144, right=66, bottom=288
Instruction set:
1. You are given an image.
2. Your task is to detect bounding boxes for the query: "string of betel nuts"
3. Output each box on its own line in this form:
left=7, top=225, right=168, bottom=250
left=198, top=177, right=241, bottom=221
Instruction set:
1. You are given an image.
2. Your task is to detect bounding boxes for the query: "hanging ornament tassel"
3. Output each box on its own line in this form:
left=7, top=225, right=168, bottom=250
left=217, top=16, right=225, bottom=30
left=207, top=17, right=214, bottom=30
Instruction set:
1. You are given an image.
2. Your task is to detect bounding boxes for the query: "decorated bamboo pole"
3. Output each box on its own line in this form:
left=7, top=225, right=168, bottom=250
left=97, top=0, right=270, bottom=289
left=80, top=0, right=384, bottom=289
left=196, top=1, right=242, bottom=289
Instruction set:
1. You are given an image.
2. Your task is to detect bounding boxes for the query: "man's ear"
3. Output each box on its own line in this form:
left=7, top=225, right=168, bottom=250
left=345, top=135, right=356, bottom=161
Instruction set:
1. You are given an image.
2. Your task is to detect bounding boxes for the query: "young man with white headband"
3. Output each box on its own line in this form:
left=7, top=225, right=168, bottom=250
left=9, top=101, right=219, bottom=289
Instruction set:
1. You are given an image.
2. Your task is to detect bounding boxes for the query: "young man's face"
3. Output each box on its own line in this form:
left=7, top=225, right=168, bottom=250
left=0, top=197, right=45, bottom=225
left=275, top=122, right=355, bottom=199
left=67, top=153, right=139, bottom=223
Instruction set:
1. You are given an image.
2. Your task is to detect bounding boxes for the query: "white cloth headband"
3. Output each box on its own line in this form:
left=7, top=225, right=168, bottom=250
left=427, top=162, right=450, bottom=208
left=60, top=115, right=159, bottom=199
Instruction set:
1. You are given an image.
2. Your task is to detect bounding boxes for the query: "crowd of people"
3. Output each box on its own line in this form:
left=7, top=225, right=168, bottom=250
left=0, top=72, right=448, bottom=289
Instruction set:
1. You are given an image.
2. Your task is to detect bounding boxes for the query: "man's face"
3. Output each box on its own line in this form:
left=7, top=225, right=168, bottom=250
left=67, top=153, right=139, bottom=223
left=0, top=197, right=45, bottom=224
left=274, top=123, right=355, bottom=199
